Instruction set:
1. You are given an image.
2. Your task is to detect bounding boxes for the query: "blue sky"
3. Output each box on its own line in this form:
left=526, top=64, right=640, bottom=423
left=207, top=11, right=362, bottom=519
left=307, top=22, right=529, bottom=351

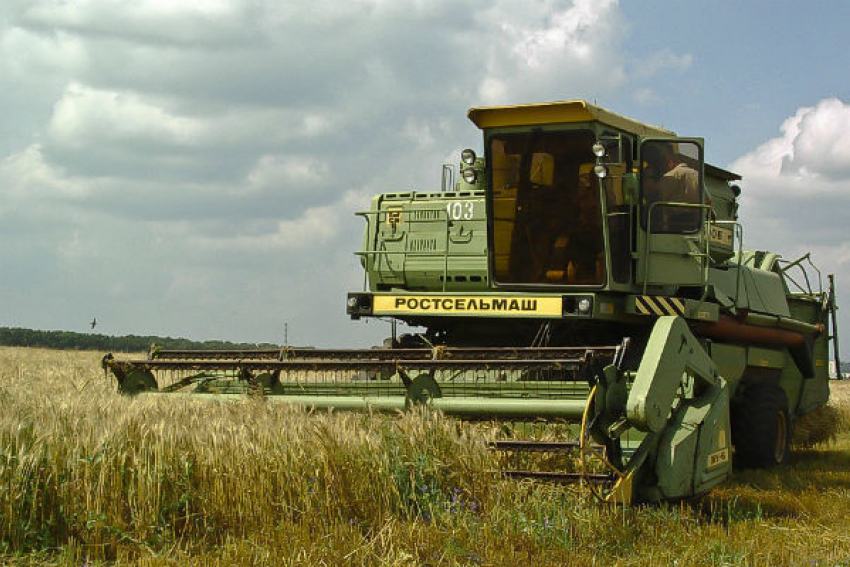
left=0, top=0, right=848, bottom=352
left=620, top=1, right=850, bottom=164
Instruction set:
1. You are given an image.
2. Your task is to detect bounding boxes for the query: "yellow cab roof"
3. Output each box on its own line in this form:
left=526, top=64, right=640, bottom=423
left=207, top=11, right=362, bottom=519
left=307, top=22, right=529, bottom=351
left=467, top=100, right=675, bottom=137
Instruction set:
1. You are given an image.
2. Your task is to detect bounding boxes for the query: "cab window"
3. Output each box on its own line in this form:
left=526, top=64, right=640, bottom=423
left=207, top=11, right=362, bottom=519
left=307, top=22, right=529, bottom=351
left=490, top=130, right=604, bottom=285
left=640, top=140, right=703, bottom=233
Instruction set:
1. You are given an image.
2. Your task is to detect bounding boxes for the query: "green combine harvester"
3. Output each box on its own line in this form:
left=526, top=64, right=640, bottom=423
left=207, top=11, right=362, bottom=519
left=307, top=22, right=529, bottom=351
left=104, top=100, right=841, bottom=503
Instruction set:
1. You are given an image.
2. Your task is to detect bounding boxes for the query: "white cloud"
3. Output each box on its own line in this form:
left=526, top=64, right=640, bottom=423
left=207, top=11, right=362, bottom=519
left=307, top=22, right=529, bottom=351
left=627, top=48, right=693, bottom=106
left=781, top=98, right=850, bottom=180
left=169, top=189, right=365, bottom=254
left=15, top=0, right=252, bottom=47
left=475, top=0, right=626, bottom=104
left=632, top=87, right=661, bottom=105
left=632, top=48, right=693, bottom=81
left=45, top=82, right=341, bottom=151
left=0, top=144, right=88, bottom=199
left=730, top=98, right=850, bottom=343
left=246, top=154, right=330, bottom=191
left=0, top=26, right=88, bottom=77
left=732, top=98, right=850, bottom=195
left=402, top=117, right=438, bottom=149
left=48, top=82, right=205, bottom=149
left=508, top=0, right=607, bottom=68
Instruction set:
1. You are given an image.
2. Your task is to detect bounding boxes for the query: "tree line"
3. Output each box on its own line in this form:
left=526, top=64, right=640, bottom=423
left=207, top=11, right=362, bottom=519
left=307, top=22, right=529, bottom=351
left=0, top=327, right=280, bottom=353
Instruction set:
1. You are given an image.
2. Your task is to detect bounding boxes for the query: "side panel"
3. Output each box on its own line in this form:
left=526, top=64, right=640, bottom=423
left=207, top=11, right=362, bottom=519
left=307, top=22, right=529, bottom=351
left=362, top=192, right=489, bottom=292
left=709, top=342, right=747, bottom=386
left=787, top=295, right=831, bottom=413
left=636, top=232, right=705, bottom=286
left=654, top=381, right=731, bottom=499
left=709, top=266, right=791, bottom=317
left=693, top=382, right=733, bottom=493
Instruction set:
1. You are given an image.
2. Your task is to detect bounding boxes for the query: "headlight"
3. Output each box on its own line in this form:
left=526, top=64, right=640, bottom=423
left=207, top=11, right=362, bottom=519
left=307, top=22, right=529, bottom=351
left=346, top=293, right=373, bottom=317
left=592, top=142, right=606, bottom=157
left=462, top=167, right=477, bottom=183
left=593, top=164, right=608, bottom=178
left=461, top=148, right=477, bottom=165
left=563, top=295, right=593, bottom=317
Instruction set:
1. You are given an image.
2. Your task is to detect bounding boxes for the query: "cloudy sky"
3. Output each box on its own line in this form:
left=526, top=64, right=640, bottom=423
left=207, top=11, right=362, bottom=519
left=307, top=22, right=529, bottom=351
left=1, top=0, right=849, bottom=350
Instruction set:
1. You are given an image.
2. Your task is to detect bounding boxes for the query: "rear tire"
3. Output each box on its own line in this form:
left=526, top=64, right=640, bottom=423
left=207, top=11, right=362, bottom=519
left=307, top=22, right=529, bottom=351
left=732, top=383, right=791, bottom=468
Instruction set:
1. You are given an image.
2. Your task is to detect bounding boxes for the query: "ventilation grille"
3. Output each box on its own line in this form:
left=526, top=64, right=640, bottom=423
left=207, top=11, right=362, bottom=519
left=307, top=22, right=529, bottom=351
left=412, top=209, right=442, bottom=221
left=406, top=238, right=438, bottom=252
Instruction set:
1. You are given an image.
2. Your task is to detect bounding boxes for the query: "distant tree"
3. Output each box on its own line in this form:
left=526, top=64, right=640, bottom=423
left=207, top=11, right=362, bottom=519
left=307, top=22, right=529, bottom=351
left=0, top=327, right=280, bottom=352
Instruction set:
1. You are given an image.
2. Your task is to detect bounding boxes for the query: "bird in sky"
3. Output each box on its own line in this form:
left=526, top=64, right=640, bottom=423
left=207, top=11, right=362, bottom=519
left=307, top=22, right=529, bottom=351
left=90, top=318, right=97, bottom=330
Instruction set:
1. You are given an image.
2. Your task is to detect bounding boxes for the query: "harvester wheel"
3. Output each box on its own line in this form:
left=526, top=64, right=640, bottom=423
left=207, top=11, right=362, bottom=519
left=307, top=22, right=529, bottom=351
left=119, top=368, right=158, bottom=395
left=732, top=383, right=791, bottom=468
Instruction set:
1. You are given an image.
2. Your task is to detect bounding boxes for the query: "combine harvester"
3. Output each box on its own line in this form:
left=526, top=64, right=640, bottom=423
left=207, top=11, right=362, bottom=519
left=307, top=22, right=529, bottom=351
left=104, top=101, right=841, bottom=503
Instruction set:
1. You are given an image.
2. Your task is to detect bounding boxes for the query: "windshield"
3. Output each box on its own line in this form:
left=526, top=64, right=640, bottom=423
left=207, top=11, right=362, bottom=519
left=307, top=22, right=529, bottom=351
left=489, top=129, right=604, bottom=285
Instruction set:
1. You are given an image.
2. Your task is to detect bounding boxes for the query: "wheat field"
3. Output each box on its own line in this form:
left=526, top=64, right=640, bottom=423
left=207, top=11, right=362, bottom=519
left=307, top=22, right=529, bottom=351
left=1, top=346, right=850, bottom=566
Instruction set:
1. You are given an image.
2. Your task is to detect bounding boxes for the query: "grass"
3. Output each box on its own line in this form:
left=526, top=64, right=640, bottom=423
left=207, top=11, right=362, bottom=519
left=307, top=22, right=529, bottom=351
left=1, top=346, right=850, bottom=565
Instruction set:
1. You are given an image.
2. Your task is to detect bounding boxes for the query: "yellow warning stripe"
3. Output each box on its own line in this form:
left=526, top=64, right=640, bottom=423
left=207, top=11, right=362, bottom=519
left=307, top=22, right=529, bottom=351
left=646, top=297, right=665, bottom=316
left=635, top=295, right=686, bottom=317
left=657, top=296, right=686, bottom=315
left=656, top=297, right=675, bottom=314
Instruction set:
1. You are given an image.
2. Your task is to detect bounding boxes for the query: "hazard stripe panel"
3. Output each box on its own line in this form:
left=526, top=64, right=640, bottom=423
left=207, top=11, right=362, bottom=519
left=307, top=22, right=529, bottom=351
left=635, top=295, right=686, bottom=317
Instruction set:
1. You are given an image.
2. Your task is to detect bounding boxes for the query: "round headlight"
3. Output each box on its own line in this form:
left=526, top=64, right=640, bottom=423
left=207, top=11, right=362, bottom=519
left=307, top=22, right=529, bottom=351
left=461, top=148, right=477, bottom=165
left=347, top=296, right=358, bottom=308
left=578, top=298, right=591, bottom=313
left=593, top=164, right=608, bottom=179
left=462, top=167, right=477, bottom=183
left=592, top=142, right=606, bottom=158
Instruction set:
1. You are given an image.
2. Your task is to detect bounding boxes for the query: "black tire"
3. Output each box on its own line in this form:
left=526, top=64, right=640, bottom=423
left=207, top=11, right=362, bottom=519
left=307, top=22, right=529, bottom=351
left=731, top=383, right=792, bottom=468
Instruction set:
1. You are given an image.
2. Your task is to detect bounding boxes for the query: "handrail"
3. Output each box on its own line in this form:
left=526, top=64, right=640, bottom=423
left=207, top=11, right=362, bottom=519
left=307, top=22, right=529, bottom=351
left=779, top=253, right=813, bottom=294
left=442, top=164, right=454, bottom=192
left=778, top=253, right=824, bottom=296
left=444, top=210, right=450, bottom=291
left=355, top=211, right=373, bottom=291
left=806, top=255, right=824, bottom=295
left=354, top=251, right=483, bottom=258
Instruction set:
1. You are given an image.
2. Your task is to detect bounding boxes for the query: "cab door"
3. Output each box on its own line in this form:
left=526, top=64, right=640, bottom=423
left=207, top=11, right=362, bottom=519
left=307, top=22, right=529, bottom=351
left=635, top=138, right=709, bottom=289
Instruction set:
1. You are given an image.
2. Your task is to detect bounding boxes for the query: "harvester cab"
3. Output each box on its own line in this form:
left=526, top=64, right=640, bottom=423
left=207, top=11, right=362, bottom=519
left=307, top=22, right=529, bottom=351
left=346, top=102, right=740, bottom=346
left=103, top=100, right=840, bottom=504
